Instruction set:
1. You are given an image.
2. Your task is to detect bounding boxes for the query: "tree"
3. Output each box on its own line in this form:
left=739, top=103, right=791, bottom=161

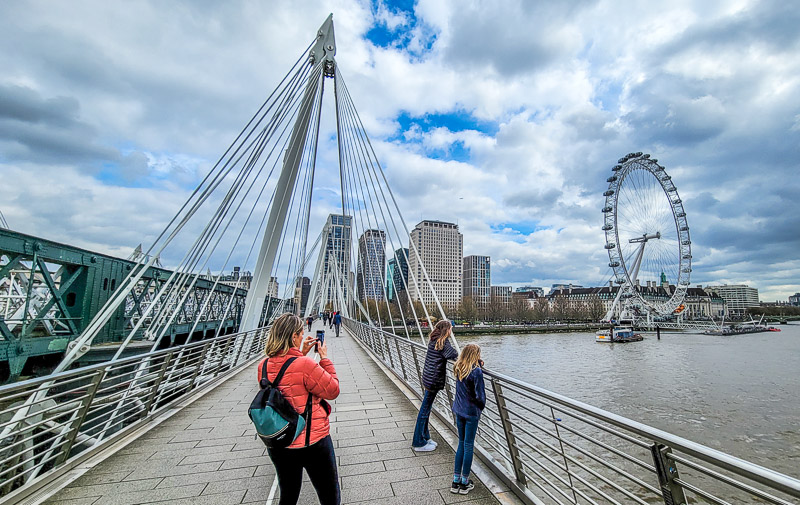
left=511, top=297, right=531, bottom=323
left=587, top=294, right=606, bottom=321
left=458, top=296, right=478, bottom=324
left=532, top=296, right=551, bottom=322
left=485, top=297, right=506, bottom=324
left=552, top=295, right=569, bottom=321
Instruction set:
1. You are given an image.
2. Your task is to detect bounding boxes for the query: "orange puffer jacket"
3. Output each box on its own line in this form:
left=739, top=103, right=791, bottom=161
left=257, top=347, right=339, bottom=448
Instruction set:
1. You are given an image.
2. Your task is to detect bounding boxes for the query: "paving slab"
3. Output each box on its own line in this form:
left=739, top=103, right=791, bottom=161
left=43, top=321, right=501, bottom=504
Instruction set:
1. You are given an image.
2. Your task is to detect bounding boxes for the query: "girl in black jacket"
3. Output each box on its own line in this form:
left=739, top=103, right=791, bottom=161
left=412, top=320, right=458, bottom=451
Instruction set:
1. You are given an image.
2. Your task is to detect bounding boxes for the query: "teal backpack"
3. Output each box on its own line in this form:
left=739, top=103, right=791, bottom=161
left=248, top=358, right=311, bottom=448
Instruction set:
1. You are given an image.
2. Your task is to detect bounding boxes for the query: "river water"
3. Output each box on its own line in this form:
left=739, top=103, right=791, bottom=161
left=458, top=323, right=800, bottom=479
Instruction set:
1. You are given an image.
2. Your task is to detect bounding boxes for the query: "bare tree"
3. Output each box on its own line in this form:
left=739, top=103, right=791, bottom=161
left=511, top=297, right=531, bottom=323
left=552, top=295, right=569, bottom=321
left=532, top=296, right=551, bottom=322
left=587, top=294, right=606, bottom=321
left=458, top=296, right=478, bottom=324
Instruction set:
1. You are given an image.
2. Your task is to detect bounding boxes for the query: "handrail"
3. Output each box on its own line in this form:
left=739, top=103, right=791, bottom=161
left=344, top=318, right=800, bottom=505
left=0, top=326, right=269, bottom=502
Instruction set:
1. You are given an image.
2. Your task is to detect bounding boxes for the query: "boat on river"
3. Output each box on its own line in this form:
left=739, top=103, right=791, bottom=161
left=596, top=325, right=644, bottom=343
left=703, top=316, right=781, bottom=335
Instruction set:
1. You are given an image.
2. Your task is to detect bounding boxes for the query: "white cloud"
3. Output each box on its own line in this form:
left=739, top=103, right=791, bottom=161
left=0, top=0, right=798, bottom=302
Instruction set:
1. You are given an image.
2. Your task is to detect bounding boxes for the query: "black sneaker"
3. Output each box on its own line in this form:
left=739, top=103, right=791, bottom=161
left=459, top=479, right=475, bottom=494
left=450, top=481, right=461, bottom=494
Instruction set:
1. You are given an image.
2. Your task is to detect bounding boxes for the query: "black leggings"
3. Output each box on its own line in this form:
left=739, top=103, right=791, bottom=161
left=267, top=435, right=340, bottom=505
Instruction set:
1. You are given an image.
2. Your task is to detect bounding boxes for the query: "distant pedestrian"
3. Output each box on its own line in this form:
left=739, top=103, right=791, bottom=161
left=323, top=312, right=329, bottom=326
left=257, top=313, right=341, bottom=505
left=450, top=344, right=485, bottom=495
left=306, top=316, right=313, bottom=332
left=412, top=320, right=457, bottom=452
left=333, top=311, right=341, bottom=337
left=329, top=311, right=334, bottom=329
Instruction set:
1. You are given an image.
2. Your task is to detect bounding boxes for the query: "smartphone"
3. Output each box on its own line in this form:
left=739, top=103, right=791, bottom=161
left=315, top=330, right=325, bottom=351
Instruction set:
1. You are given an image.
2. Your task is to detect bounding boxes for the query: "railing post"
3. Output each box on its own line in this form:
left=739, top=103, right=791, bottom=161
left=383, top=333, right=395, bottom=369
left=651, top=443, right=688, bottom=505
left=491, top=379, right=527, bottom=486
left=189, top=343, right=211, bottom=389
left=551, top=406, right=577, bottom=504
left=394, top=338, right=407, bottom=380
left=142, top=351, right=173, bottom=417
left=56, top=369, right=104, bottom=465
left=214, top=336, right=234, bottom=377
left=410, top=345, right=424, bottom=394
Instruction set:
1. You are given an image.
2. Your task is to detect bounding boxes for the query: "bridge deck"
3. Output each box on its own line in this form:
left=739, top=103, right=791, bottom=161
left=43, top=322, right=501, bottom=505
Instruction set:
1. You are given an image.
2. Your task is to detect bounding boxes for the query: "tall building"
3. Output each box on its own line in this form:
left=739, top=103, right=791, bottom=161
left=408, top=220, right=463, bottom=307
left=789, top=293, right=800, bottom=306
left=357, top=229, right=386, bottom=301
left=463, top=255, right=490, bottom=310
left=267, top=277, right=279, bottom=298
left=308, top=214, right=352, bottom=313
left=387, top=248, right=409, bottom=303
left=705, top=284, right=759, bottom=316
left=294, top=276, right=311, bottom=314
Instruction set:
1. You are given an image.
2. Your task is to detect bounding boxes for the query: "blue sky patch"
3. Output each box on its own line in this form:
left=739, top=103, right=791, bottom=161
left=491, top=221, right=550, bottom=237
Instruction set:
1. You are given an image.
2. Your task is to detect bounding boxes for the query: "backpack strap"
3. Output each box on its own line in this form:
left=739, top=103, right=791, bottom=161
left=260, top=357, right=298, bottom=389
left=304, top=393, right=313, bottom=447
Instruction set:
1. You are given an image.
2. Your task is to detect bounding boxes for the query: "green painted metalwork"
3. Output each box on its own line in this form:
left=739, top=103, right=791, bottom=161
left=0, top=228, right=246, bottom=382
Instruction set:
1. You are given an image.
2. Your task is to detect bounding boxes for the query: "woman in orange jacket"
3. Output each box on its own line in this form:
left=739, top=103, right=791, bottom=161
left=258, top=313, right=340, bottom=504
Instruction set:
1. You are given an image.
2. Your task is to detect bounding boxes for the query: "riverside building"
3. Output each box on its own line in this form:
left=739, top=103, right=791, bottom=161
left=387, top=247, right=409, bottom=303
left=408, top=220, right=463, bottom=308
left=705, top=284, right=759, bottom=317
left=357, top=229, right=386, bottom=302
left=463, top=255, right=491, bottom=310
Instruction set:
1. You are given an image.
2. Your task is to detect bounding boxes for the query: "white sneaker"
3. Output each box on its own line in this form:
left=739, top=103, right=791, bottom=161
left=428, top=440, right=438, bottom=448
left=413, top=440, right=437, bottom=452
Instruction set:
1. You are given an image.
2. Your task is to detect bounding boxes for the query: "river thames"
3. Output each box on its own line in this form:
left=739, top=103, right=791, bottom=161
left=460, top=322, right=800, bottom=478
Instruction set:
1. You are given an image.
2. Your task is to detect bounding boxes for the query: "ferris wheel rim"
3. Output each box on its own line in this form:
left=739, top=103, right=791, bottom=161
left=602, top=153, right=692, bottom=315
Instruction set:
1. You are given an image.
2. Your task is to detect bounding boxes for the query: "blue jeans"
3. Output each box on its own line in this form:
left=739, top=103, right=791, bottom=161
left=454, top=414, right=479, bottom=481
left=412, top=389, right=438, bottom=447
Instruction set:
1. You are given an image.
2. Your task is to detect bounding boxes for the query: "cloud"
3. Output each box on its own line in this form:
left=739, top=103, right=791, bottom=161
left=0, top=0, right=798, bottom=303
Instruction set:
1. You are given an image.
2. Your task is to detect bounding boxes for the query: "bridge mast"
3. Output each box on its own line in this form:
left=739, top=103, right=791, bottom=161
left=240, top=15, right=336, bottom=331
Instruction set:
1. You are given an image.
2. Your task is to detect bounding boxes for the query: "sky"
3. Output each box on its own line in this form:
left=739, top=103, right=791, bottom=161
left=0, top=0, right=798, bottom=302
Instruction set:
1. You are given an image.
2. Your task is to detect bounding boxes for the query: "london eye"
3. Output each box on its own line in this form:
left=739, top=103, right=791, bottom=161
left=602, top=153, right=692, bottom=317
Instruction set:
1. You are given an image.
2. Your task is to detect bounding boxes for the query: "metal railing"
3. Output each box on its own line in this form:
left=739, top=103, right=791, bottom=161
left=0, top=327, right=269, bottom=501
left=345, top=319, right=800, bottom=505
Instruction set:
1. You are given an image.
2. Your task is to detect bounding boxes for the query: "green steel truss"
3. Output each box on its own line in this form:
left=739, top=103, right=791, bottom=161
left=0, top=229, right=246, bottom=381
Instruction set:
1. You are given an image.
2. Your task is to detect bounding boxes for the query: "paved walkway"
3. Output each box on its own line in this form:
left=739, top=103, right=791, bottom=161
left=43, top=322, right=501, bottom=505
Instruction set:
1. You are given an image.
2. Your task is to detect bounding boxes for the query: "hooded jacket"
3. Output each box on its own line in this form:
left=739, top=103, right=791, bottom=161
left=257, top=347, right=339, bottom=448
left=452, top=365, right=486, bottom=419
left=421, top=336, right=458, bottom=391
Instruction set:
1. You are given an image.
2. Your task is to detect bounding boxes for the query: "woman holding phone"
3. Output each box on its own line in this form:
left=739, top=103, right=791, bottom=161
left=257, top=313, right=340, bottom=505
left=412, top=320, right=458, bottom=451
left=451, top=344, right=485, bottom=495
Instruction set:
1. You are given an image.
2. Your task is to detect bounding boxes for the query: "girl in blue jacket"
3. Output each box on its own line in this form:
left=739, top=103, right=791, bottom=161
left=451, top=344, right=485, bottom=495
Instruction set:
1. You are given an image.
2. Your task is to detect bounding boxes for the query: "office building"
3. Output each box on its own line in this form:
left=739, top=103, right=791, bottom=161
left=463, top=255, right=490, bottom=310
left=408, top=220, right=463, bottom=307
left=357, top=229, right=386, bottom=301
left=490, top=285, right=512, bottom=308
left=705, top=284, right=759, bottom=316
left=387, top=248, right=409, bottom=303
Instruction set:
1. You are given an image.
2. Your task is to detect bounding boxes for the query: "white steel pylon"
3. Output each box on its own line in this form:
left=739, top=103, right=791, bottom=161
left=240, top=15, right=336, bottom=331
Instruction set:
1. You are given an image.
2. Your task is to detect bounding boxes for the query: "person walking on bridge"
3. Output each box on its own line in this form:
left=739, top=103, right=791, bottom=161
left=412, top=320, right=457, bottom=452
left=257, top=313, right=341, bottom=505
left=332, top=311, right=341, bottom=337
